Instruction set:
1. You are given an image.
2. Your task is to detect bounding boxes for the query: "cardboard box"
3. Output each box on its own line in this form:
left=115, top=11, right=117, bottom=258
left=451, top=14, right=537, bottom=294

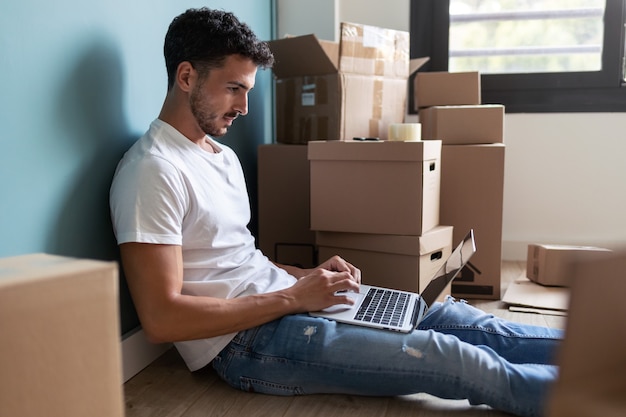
left=419, top=105, right=505, bottom=144
left=546, top=250, right=626, bottom=417
left=526, top=243, right=612, bottom=287
left=0, top=254, right=124, bottom=417
left=439, top=144, right=505, bottom=299
left=258, top=144, right=316, bottom=268
left=269, top=22, right=412, bottom=143
left=308, top=140, right=442, bottom=236
left=414, top=71, right=481, bottom=109
left=317, top=225, right=453, bottom=300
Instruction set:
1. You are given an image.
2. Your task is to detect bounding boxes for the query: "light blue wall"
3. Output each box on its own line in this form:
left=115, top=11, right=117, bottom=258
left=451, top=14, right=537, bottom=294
left=0, top=0, right=275, bottom=334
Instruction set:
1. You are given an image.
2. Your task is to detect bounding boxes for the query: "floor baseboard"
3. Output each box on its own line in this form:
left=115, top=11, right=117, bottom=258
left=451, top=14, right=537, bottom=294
left=121, top=327, right=171, bottom=382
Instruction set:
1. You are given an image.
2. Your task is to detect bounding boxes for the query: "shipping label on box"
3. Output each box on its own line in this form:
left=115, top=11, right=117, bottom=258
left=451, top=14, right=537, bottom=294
left=308, top=140, right=442, bottom=236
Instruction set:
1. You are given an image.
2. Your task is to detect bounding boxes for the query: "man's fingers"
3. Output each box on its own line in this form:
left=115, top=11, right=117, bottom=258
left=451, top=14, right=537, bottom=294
left=329, top=272, right=360, bottom=293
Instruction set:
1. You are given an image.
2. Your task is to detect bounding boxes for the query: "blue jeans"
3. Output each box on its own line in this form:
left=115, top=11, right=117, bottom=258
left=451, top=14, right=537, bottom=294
left=212, top=297, right=562, bottom=417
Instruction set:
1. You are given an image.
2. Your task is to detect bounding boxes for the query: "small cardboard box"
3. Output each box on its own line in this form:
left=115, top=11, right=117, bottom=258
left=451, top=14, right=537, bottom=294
left=0, top=254, right=124, bottom=417
left=419, top=105, right=505, bottom=144
left=308, top=139, right=442, bottom=236
left=439, top=144, right=505, bottom=299
left=414, top=71, right=481, bottom=110
left=258, top=144, right=316, bottom=268
left=269, top=22, right=412, bottom=143
left=317, top=225, right=453, bottom=300
left=526, top=243, right=612, bottom=287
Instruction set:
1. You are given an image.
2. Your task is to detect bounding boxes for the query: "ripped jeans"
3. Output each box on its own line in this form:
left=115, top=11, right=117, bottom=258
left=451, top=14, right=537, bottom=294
left=212, top=297, right=562, bottom=417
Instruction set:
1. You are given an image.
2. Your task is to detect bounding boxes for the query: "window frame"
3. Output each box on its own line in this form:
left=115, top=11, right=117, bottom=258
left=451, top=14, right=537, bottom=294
left=409, top=0, right=626, bottom=113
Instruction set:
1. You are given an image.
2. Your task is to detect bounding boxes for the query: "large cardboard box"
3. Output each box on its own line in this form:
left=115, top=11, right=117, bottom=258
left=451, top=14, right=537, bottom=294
left=546, top=250, right=626, bottom=417
left=317, top=225, right=453, bottom=300
left=414, top=71, right=481, bottom=110
left=308, top=140, right=442, bottom=236
left=269, top=22, right=410, bottom=143
left=526, top=243, right=611, bottom=287
left=419, top=105, right=505, bottom=144
left=0, top=254, right=124, bottom=417
left=258, top=144, right=316, bottom=268
left=440, top=144, right=505, bottom=299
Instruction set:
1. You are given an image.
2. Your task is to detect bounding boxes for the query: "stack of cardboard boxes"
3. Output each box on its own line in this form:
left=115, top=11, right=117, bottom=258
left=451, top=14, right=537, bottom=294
left=416, top=72, right=506, bottom=300
left=259, top=22, right=416, bottom=269
left=259, top=22, right=452, bottom=298
left=309, top=140, right=453, bottom=300
left=268, top=22, right=410, bottom=143
left=259, top=22, right=505, bottom=300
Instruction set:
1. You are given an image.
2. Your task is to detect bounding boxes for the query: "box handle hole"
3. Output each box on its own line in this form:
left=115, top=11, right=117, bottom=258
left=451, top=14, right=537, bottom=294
left=430, top=251, right=443, bottom=261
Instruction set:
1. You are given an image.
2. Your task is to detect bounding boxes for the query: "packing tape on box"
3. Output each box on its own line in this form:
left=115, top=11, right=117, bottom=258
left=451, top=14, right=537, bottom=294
left=388, top=123, right=421, bottom=142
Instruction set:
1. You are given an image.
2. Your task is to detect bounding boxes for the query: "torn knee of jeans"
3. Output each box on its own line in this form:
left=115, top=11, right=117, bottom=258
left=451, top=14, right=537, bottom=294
left=402, top=345, right=424, bottom=359
left=303, top=325, right=317, bottom=343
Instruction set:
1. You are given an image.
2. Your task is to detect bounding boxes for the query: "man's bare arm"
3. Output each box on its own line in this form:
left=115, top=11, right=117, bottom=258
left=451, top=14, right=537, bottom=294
left=120, top=243, right=359, bottom=344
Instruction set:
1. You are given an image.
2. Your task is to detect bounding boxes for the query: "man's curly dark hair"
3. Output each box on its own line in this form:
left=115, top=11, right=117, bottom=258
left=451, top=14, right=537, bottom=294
left=164, top=8, right=274, bottom=89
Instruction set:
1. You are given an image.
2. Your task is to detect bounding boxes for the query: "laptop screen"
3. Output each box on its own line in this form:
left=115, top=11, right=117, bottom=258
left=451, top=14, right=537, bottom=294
left=420, top=230, right=476, bottom=306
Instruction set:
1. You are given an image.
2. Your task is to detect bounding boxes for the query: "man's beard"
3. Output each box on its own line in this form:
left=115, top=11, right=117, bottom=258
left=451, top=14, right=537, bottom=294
left=189, top=85, right=237, bottom=137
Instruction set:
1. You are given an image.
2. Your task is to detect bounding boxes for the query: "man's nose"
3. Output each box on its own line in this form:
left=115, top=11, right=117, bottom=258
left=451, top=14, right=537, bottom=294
left=234, top=93, right=248, bottom=116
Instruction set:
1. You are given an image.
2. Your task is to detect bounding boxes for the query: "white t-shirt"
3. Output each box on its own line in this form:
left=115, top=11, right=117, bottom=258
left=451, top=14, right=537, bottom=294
left=110, top=119, right=297, bottom=371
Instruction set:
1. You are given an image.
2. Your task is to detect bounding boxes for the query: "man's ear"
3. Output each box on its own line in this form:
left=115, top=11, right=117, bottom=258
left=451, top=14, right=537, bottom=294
left=176, top=61, right=196, bottom=93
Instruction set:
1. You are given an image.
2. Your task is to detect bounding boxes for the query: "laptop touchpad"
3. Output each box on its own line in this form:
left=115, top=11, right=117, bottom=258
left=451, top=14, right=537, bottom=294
left=320, top=291, right=361, bottom=313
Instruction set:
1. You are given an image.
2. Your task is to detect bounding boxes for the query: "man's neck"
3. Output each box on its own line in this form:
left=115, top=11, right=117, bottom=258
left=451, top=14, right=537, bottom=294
left=158, top=96, right=206, bottom=147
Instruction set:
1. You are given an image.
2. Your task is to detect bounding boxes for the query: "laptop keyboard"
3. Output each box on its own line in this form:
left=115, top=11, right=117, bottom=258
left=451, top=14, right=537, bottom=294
left=354, top=288, right=409, bottom=327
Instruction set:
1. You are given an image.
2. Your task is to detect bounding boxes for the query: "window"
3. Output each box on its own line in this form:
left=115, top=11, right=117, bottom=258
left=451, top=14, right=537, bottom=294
left=449, top=1, right=606, bottom=74
left=410, top=0, right=626, bottom=112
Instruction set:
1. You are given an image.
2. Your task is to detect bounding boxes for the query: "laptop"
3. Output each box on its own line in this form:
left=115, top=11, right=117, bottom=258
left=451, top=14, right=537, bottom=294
left=310, top=229, right=476, bottom=332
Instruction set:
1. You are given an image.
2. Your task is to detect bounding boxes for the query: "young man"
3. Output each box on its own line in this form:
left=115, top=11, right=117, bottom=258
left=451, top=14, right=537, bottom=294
left=110, top=8, right=562, bottom=417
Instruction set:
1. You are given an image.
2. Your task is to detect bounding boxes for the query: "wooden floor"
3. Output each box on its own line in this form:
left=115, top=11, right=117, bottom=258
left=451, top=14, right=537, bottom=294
left=124, top=261, right=567, bottom=417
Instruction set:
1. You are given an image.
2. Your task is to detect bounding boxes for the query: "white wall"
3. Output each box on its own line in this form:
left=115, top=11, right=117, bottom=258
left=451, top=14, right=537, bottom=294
left=338, top=0, right=410, bottom=35
left=277, top=0, right=626, bottom=260
left=277, top=0, right=409, bottom=41
left=502, top=113, right=626, bottom=259
left=277, top=0, right=338, bottom=41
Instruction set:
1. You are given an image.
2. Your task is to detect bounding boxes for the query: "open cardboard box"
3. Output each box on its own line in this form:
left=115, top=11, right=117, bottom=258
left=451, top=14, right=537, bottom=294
left=269, top=23, right=429, bottom=143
